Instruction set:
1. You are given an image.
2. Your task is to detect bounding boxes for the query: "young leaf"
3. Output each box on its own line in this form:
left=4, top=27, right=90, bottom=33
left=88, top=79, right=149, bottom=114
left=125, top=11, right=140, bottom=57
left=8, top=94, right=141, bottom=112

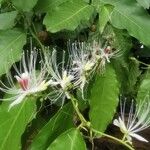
left=47, top=128, right=86, bottom=150
left=0, top=29, right=26, bottom=76
left=99, top=4, right=113, bottom=33
left=89, top=65, right=119, bottom=132
left=43, top=0, right=94, bottom=33
left=12, top=0, right=38, bottom=11
left=30, top=103, right=74, bottom=150
left=103, top=0, right=150, bottom=46
left=0, top=98, right=36, bottom=150
left=0, top=11, right=18, bottom=30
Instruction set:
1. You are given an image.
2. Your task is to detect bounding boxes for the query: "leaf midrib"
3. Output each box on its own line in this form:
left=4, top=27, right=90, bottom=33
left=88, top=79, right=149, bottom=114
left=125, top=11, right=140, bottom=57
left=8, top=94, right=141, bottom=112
left=112, top=8, right=142, bottom=30
left=47, top=4, right=90, bottom=30
left=0, top=101, right=26, bottom=150
left=1, top=32, right=24, bottom=55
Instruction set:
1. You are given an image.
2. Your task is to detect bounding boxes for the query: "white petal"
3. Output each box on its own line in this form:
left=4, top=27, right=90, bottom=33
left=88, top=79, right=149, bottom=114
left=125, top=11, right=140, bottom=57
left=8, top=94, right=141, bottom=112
left=8, top=94, right=27, bottom=111
left=130, top=133, right=148, bottom=142
left=47, top=80, right=59, bottom=86
left=15, top=75, right=21, bottom=82
left=113, top=119, right=120, bottom=127
left=119, top=117, right=127, bottom=132
left=21, top=72, right=29, bottom=79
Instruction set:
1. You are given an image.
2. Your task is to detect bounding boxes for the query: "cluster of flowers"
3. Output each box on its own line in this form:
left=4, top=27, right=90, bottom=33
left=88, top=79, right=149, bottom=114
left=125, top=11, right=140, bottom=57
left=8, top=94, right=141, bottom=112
left=1, top=41, right=149, bottom=145
left=0, top=41, right=116, bottom=110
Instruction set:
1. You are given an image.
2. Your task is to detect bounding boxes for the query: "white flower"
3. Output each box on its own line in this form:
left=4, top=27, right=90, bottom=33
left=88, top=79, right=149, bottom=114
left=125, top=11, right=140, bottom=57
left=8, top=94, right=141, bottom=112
left=113, top=96, right=150, bottom=144
left=0, top=51, right=49, bottom=110
left=69, top=42, right=96, bottom=98
left=92, top=41, right=122, bottom=72
left=44, top=49, right=78, bottom=104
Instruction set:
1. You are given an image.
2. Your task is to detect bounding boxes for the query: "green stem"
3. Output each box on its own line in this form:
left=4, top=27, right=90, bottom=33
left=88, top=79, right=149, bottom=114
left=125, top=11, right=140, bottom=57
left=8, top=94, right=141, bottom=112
left=69, top=94, right=88, bottom=126
left=122, top=134, right=126, bottom=141
left=92, top=129, right=135, bottom=150
left=69, top=94, right=134, bottom=150
left=130, top=57, right=150, bottom=68
left=29, top=28, right=45, bottom=52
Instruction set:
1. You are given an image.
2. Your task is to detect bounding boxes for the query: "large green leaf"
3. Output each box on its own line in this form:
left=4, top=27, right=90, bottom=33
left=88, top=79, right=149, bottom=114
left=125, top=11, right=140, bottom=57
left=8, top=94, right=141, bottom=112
left=43, top=0, right=94, bottom=33
left=35, top=0, right=68, bottom=13
left=0, top=29, right=26, bottom=76
left=101, top=0, right=150, bottom=46
left=12, top=0, right=38, bottom=11
left=0, top=98, right=36, bottom=150
left=30, top=103, right=74, bottom=150
left=89, top=65, right=119, bottom=132
left=136, top=0, right=150, bottom=9
left=47, top=128, right=86, bottom=150
left=0, top=11, right=18, bottom=30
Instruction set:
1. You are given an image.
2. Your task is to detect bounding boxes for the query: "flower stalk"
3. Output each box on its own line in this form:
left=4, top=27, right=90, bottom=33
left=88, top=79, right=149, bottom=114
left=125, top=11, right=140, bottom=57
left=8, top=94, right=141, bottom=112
left=69, top=93, right=134, bottom=150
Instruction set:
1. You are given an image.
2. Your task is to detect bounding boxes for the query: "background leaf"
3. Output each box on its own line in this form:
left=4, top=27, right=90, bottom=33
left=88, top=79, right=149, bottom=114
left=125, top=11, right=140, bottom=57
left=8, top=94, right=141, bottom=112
left=43, top=0, right=94, bottom=33
left=0, top=97, right=36, bottom=150
left=89, top=65, right=119, bottom=132
left=30, top=103, right=74, bottom=150
left=137, top=71, right=150, bottom=102
left=0, top=29, right=26, bottom=76
left=35, top=0, right=68, bottom=13
left=136, top=0, right=150, bottom=9
left=0, top=11, right=18, bottom=30
left=102, top=0, right=150, bottom=46
left=47, top=128, right=86, bottom=150
left=12, top=0, right=38, bottom=11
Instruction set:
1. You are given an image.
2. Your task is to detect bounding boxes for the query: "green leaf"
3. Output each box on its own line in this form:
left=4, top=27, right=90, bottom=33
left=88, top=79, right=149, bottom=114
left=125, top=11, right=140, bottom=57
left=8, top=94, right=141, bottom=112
left=137, top=71, right=150, bottom=102
left=102, top=0, right=150, bottom=46
left=0, top=29, right=26, bottom=76
left=0, top=11, right=18, bottom=30
left=43, top=0, right=94, bottom=33
left=35, top=0, right=68, bottom=13
left=0, top=98, right=36, bottom=150
left=89, top=65, right=119, bottom=132
left=12, top=0, right=38, bottom=11
left=47, top=128, right=86, bottom=150
left=30, top=103, right=74, bottom=150
left=99, top=5, right=113, bottom=33
left=136, top=0, right=150, bottom=9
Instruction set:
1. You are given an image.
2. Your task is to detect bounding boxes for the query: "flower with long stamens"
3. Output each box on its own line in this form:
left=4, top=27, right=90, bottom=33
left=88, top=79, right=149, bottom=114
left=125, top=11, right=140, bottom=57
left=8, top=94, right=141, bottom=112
left=44, top=49, right=78, bottom=104
left=0, top=51, right=49, bottom=110
left=69, top=42, right=96, bottom=98
left=113, top=95, right=150, bottom=144
left=92, top=41, right=122, bottom=72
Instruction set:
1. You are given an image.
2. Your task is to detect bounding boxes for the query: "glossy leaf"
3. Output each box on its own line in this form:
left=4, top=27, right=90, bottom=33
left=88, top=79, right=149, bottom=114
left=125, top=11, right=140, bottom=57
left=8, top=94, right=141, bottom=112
left=0, top=98, right=36, bottom=150
left=89, top=65, right=119, bottom=132
left=43, top=0, right=94, bottom=33
left=103, top=0, right=150, bottom=46
left=47, top=128, right=86, bottom=150
left=30, top=103, right=74, bottom=150
left=12, top=0, right=38, bottom=11
left=0, top=11, right=18, bottom=30
left=0, top=29, right=26, bottom=76
left=35, top=0, right=68, bottom=13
